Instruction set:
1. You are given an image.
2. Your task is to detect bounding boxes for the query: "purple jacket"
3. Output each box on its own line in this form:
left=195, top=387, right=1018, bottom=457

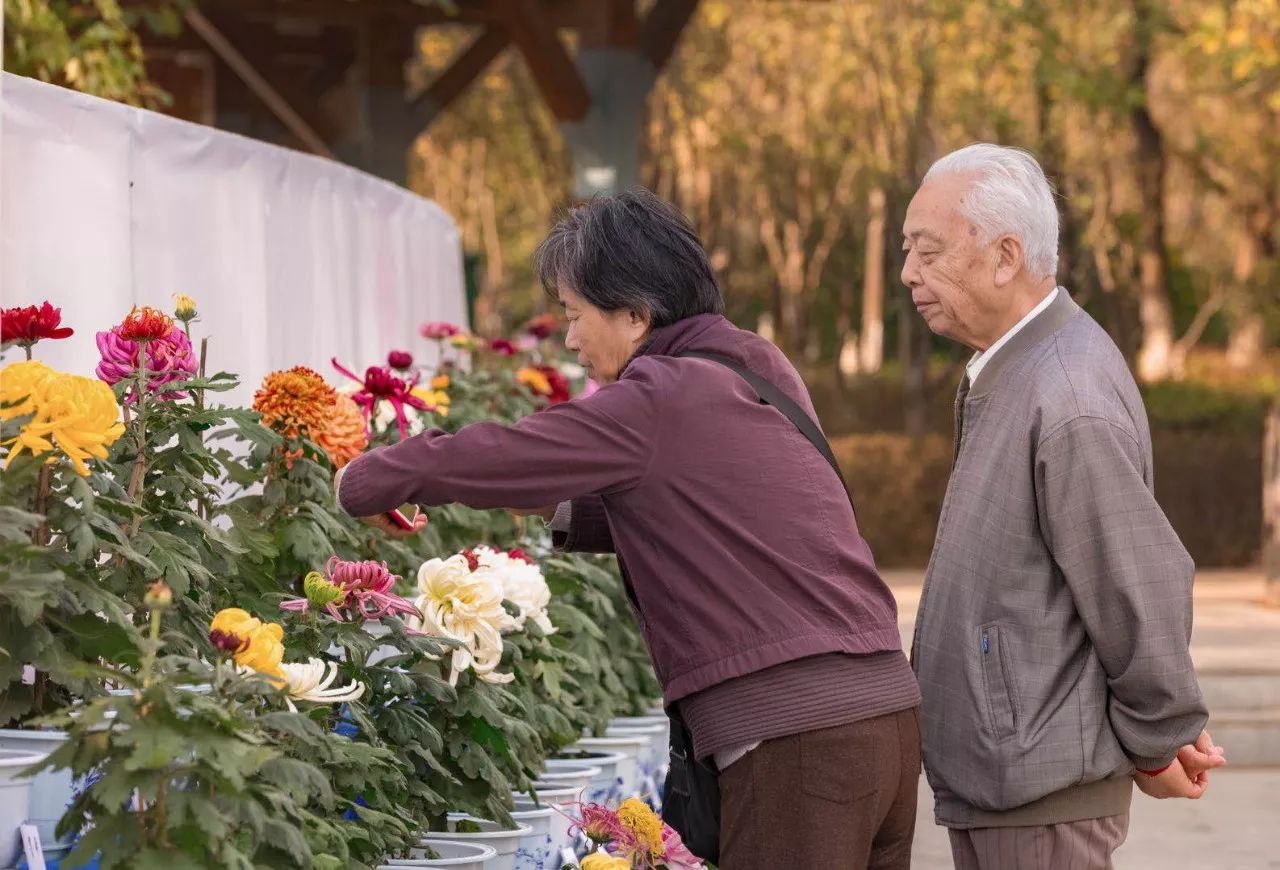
left=338, top=314, right=904, bottom=704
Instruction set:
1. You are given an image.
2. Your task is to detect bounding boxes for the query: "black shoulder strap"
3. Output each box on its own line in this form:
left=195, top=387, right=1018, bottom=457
left=676, top=350, right=855, bottom=514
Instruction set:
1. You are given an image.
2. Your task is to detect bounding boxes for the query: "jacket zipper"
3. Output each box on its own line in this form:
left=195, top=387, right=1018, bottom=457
left=910, top=377, right=971, bottom=668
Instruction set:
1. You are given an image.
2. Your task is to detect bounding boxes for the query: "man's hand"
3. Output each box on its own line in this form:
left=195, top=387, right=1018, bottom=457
left=1133, top=756, right=1208, bottom=799
left=1177, top=729, right=1227, bottom=785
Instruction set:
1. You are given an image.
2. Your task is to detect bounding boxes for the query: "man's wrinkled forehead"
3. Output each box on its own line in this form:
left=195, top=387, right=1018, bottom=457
left=904, top=174, right=975, bottom=239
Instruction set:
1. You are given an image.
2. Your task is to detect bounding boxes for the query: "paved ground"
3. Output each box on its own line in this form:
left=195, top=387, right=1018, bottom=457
left=885, top=569, right=1280, bottom=869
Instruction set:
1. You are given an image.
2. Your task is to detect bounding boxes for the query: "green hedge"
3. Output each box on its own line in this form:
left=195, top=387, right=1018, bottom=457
left=832, top=417, right=1265, bottom=569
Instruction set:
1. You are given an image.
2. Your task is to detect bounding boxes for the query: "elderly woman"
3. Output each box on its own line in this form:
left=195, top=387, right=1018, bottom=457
left=335, top=189, right=921, bottom=869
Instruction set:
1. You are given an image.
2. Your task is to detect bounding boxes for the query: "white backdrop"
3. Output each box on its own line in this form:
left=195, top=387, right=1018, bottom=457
left=0, top=73, right=467, bottom=405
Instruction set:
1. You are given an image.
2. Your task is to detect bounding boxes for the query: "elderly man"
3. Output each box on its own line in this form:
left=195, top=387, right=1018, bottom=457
left=903, top=143, right=1226, bottom=869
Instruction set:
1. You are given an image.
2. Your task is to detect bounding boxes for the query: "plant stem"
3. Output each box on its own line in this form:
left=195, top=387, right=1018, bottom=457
left=125, top=347, right=151, bottom=537
left=23, top=345, right=32, bottom=361
left=33, top=463, right=52, bottom=547
left=140, top=606, right=163, bottom=689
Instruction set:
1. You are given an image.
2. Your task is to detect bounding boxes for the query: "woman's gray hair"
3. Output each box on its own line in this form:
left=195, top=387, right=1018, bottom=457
left=924, top=144, right=1060, bottom=279
left=535, top=188, right=723, bottom=327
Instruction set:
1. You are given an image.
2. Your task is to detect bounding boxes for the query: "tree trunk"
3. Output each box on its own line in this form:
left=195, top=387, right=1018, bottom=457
left=1226, top=227, right=1266, bottom=371
left=1130, top=1, right=1176, bottom=383
left=1227, top=311, right=1267, bottom=371
left=1265, top=400, right=1280, bottom=606
left=860, top=186, right=887, bottom=374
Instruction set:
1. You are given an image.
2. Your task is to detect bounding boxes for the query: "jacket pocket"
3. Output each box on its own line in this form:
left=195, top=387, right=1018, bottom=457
left=979, top=623, right=1020, bottom=741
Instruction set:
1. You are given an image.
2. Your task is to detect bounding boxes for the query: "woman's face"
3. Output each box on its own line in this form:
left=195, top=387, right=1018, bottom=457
left=559, top=286, right=651, bottom=384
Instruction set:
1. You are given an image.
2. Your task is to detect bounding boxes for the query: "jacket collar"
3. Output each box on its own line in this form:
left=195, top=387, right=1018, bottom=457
left=967, top=288, right=1080, bottom=399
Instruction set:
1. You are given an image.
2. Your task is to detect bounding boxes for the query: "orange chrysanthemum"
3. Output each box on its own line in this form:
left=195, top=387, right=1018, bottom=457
left=253, top=366, right=339, bottom=442
left=254, top=367, right=371, bottom=468
left=317, top=393, right=368, bottom=468
left=119, top=306, right=175, bottom=343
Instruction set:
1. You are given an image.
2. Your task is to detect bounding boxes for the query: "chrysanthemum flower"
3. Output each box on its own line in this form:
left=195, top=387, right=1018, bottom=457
left=210, top=608, right=285, bottom=678
left=413, top=554, right=513, bottom=685
left=616, top=797, right=665, bottom=861
left=332, top=359, right=430, bottom=440
left=278, top=658, right=364, bottom=712
left=253, top=367, right=338, bottom=440
left=316, top=393, right=368, bottom=468
left=420, top=322, right=463, bottom=340
left=1, top=360, right=125, bottom=475
left=387, top=350, right=413, bottom=371
left=526, top=313, right=559, bottom=340
left=1, top=302, right=74, bottom=349
left=118, top=306, right=174, bottom=343
left=173, top=294, right=198, bottom=323
left=96, top=323, right=199, bottom=402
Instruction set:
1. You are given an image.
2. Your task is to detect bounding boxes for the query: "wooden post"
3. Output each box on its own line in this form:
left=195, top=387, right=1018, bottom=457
left=1265, top=398, right=1280, bottom=606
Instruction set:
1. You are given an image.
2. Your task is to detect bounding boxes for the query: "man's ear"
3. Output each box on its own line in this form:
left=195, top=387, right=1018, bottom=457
left=994, top=235, right=1024, bottom=287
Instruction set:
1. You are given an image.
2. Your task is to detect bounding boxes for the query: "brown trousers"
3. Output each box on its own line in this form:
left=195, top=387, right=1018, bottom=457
left=717, top=707, right=921, bottom=870
left=947, top=814, right=1130, bottom=870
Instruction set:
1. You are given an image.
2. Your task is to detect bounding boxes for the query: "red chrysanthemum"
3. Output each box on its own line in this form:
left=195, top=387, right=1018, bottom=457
left=388, top=350, right=414, bottom=371
left=118, top=306, right=174, bottom=342
left=1, top=302, right=74, bottom=347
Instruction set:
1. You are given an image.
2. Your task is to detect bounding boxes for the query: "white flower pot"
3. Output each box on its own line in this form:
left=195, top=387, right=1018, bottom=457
left=0, top=729, right=71, bottom=848
left=532, top=765, right=600, bottom=793
left=383, top=839, right=497, bottom=868
left=434, top=815, right=532, bottom=870
left=604, top=724, right=667, bottom=802
left=0, top=748, right=50, bottom=869
left=572, top=737, right=647, bottom=800
left=509, top=806, right=563, bottom=870
left=545, top=752, right=629, bottom=806
left=514, top=783, right=586, bottom=854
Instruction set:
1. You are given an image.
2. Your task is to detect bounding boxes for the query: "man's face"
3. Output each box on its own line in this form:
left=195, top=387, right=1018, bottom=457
left=900, top=173, right=1005, bottom=350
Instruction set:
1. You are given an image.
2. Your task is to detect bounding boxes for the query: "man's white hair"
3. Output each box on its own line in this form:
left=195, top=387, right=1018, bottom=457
left=923, top=144, right=1060, bottom=279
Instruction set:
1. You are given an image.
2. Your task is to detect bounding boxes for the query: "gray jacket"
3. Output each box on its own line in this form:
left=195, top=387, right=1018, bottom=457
left=912, top=290, right=1207, bottom=828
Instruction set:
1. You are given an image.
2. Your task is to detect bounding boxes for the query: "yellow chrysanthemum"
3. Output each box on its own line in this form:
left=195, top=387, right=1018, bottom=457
left=617, top=797, right=664, bottom=859
left=0, top=360, right=125, bottom=475
left=515, top=367, right=553, bottom=396
left=409, top=386, right=451, bottom=417
left=316, top=393, right=367, bottom=468
left=173, top=294, right=198, bottom=321
left=210, top=608, right=285, bottom=678
left=581, top=854, right=630, bottom=870
left=430, top=375, right=450, bottom=390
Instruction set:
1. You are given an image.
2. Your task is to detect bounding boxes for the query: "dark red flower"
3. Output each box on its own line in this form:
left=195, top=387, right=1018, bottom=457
left=1, top=302, right=74, bottom=347
left=119, top=306, right=174, bottom=343
left=525, top=313, right=559, bottom=340
left=507, top=548, right=536, bottom=565
left=537, top=365, right=572, bottom=405
left=388, top=350, right=414, bottom=371
left=489, top=338, right=517, bottom=356
left=209, top=628, right=246, bottom=654
left=461, top=548, right=481, bottom=572
left=332, top=359, right=430, bottom=440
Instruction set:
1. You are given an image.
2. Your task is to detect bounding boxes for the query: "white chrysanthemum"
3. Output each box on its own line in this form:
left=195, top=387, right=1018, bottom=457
left=472, top=546, right=556, bottom=636
left=275, top=658, right=365, bottom=712
left=413, top=554, right=514, bottom=685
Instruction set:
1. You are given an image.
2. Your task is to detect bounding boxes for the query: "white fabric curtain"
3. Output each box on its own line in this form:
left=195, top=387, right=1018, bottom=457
left=0, top=73, right=467, bottom=406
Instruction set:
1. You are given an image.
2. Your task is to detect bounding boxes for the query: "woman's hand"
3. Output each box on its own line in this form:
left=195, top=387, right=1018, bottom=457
left=334, top=466, right=429, bottom=537
left=358, top=510, right=429, bottom=538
